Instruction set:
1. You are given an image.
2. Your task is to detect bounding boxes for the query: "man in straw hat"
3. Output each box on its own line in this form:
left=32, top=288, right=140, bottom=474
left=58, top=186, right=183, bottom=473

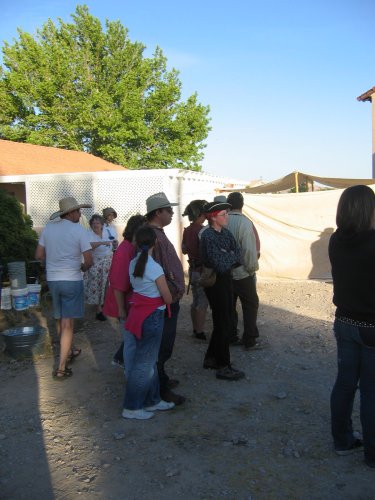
left=143, top=192, right=186, bottom=405
left=35, top=197, right=93, bottom=380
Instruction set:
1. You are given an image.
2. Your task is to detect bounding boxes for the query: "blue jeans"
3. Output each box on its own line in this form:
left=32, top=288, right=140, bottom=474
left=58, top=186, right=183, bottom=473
left=122, top=309, right=164, bottom=410
left=331, top=318, right=375, bottom=460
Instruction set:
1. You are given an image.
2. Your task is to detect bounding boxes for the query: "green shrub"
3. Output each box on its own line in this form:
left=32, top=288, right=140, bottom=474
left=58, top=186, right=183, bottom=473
left=0, top=189, right=38, bottom=267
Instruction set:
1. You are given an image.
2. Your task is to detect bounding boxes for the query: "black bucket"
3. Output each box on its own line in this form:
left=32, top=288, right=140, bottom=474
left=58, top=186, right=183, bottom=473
left=1, top=326, right=48, bottom=359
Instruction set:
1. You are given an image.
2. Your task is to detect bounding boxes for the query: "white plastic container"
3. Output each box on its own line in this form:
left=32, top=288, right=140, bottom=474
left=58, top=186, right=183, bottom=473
left=11, top=287, right=29, bottom=311
left=1, top=287, right=12, bottom=310
left=28, top=284, right=42, bottom=307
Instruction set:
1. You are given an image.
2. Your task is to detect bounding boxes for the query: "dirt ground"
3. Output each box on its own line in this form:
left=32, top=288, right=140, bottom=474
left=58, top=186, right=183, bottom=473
left=1, top=279, right=375, bottom=500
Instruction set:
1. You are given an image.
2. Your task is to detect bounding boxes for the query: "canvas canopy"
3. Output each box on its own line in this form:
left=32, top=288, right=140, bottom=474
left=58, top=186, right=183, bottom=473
left=242, top=186, right=375, bottom=280
left=241, top=171, right=375, bottom=194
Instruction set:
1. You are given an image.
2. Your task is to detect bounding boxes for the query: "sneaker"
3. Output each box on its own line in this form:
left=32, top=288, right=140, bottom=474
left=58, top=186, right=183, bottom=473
left=335, top=438, right=363, bottom=456
left=160, top=390, right=186, bottom=406
left=243, top=340, right=268, bottom=351
left=216, top=365, right=245, bottom=381
left=122, top=408, right=154, bottom=420
left=111, top=358, right=124, bottom=369
left=144, top=400, right=175, bottom=411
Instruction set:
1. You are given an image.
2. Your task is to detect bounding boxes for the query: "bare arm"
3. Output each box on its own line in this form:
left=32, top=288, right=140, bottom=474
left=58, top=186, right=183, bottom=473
left=35, top=244, right=46, bottom=261
left=90, top=241, right=111, bottom=249
left=113, top=289, right=126, bottom=318
left=81, top=249, right=93, bottom=272
left=155, top=275, right=172, bottom=305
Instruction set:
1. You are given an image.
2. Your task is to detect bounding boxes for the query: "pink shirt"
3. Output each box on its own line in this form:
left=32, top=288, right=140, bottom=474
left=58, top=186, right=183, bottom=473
left=103, top=240, right=135, bottom=317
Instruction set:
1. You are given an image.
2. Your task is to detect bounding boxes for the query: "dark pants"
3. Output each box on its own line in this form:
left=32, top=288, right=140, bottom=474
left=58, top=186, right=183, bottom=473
left=231, top=274, right=259, bottom=346
left=114, top=341, right=124, bottom=363
left=331, top=318, right=375, bottom=460
left=204, top=272, right=233, bottom=367
left=157, top=301, right=180, bottom=393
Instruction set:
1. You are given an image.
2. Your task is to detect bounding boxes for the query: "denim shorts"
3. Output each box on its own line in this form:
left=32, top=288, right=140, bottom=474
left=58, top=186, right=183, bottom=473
left=48, top=280, right=84, bottom=319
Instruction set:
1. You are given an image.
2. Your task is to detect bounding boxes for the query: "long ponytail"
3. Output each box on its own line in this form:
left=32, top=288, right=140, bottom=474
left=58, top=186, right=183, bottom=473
left=133, top=227, right=157, bottom=278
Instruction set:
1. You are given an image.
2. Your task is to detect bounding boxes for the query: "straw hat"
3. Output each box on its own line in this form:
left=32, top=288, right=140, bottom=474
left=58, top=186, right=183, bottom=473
left=102, top=207, right=117, bottom=219
left=50, top=197, right=92, bottom=220
left=146, top=192, right=178, bottom=214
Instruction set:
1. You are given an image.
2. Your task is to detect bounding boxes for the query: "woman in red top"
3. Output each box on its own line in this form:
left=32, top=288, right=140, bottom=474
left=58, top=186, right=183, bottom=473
left=103, top=214, right=145, bottom=366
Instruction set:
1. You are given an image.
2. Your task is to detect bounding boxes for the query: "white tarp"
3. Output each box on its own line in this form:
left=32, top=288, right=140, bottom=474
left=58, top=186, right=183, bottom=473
left=242, top=188, right=368, bottom=280
left=242, top=171, right=375, bottom=194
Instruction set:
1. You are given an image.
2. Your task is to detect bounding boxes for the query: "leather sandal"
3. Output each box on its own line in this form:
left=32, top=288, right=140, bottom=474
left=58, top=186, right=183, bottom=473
left=52, top=368, right=73, bottom=380
left=67, top=347, right=82, bottom=362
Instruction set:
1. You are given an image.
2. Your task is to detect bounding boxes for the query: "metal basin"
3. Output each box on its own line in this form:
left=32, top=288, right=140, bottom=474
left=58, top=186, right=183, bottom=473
left=1, top=326, right=48, bottom=359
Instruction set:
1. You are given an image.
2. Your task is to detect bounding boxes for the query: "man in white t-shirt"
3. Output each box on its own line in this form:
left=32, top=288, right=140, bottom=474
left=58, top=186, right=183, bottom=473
left=35, top=197, right=93, bottom=380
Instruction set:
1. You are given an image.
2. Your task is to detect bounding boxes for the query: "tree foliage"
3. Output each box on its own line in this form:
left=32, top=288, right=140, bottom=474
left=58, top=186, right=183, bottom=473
left=0, top=189, right=38, bottom=266
left=0, top=5, right=211, bottom=170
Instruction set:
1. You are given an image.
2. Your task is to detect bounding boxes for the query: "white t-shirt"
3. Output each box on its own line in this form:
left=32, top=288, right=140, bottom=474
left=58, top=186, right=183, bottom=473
left=89, top=230, right=112, bottom=262
left=39, top=219, right=92, bottom=281
left=129, top=254, right=165, bottom=309
left=103, top=223, right=117, bottom=240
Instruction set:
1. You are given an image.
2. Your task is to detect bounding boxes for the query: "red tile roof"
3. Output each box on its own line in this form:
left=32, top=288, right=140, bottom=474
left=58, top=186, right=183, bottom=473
left=0, top=139, right=126, bottom=176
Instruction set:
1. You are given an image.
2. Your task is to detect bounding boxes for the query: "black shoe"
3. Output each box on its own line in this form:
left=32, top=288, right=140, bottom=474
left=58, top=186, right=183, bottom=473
left=335, top=439, right=363, bottom=456
left=216, top=365, right=245, bottom=381
left=193, top=332, right=207, bottom=340
left=229, top=338, right=243, bottom=346
left=160, top=390, right=186, bottom=405
left=96, top=312, right=107, bottom=321
left=365, top=459, right=375, bottom=468
left=167, top=379, right=180, bottom=389
left=203, top=357, right=220, bottom=370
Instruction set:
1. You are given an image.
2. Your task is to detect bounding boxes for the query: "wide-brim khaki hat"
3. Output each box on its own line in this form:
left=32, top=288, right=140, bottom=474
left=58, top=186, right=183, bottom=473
left=146, top=192, right=178, bottom=214
left=50, top=197, right=92, bottom=220
left=102, top=207, right=117, bottom=219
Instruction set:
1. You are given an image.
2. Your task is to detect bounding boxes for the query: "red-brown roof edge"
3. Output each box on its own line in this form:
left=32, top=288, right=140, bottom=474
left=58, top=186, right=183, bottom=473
left=357, top=86, right=375, bottom=102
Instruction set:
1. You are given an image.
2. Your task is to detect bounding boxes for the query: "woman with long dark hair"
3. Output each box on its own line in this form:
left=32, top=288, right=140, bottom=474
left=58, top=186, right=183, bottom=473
left=122, top=226, right=174, bottom=420
left=329, top=185, right=375, bottom=467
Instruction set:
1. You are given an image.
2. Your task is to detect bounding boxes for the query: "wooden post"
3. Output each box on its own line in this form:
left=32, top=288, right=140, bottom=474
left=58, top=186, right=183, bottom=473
left=294, top=172, right=299, bottom=193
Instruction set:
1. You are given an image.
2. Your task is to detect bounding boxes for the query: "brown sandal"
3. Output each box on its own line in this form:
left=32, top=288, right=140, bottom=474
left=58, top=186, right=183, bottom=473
left=52, top=368, right=73, bottom=380
left=67, top=348, right=82, bottom=363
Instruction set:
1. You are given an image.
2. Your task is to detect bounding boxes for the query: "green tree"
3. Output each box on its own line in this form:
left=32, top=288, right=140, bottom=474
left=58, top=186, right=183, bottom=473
left=0, top=5, right=210, bottom=170
left=0, top=189, right=38, bottom=265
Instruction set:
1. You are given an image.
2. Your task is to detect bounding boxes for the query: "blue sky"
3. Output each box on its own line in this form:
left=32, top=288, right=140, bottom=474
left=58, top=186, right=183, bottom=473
left=1, top=0, right=374, bottom=182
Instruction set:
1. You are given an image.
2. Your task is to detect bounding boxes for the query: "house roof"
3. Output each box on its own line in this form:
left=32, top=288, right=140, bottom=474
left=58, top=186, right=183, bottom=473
left=357, top=86, right=375, bottom=102
left=0, top=139, right=126, bottom=176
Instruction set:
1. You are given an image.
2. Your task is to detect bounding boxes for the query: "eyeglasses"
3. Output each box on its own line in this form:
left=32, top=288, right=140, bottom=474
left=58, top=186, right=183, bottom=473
left=216, top=211, right=228, bottom=217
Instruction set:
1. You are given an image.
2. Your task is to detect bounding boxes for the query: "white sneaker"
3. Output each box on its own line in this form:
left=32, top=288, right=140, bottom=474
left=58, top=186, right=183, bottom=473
left=144, top=400, right=175, bottom=411
left=122, top=408, right=154, bottom=420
